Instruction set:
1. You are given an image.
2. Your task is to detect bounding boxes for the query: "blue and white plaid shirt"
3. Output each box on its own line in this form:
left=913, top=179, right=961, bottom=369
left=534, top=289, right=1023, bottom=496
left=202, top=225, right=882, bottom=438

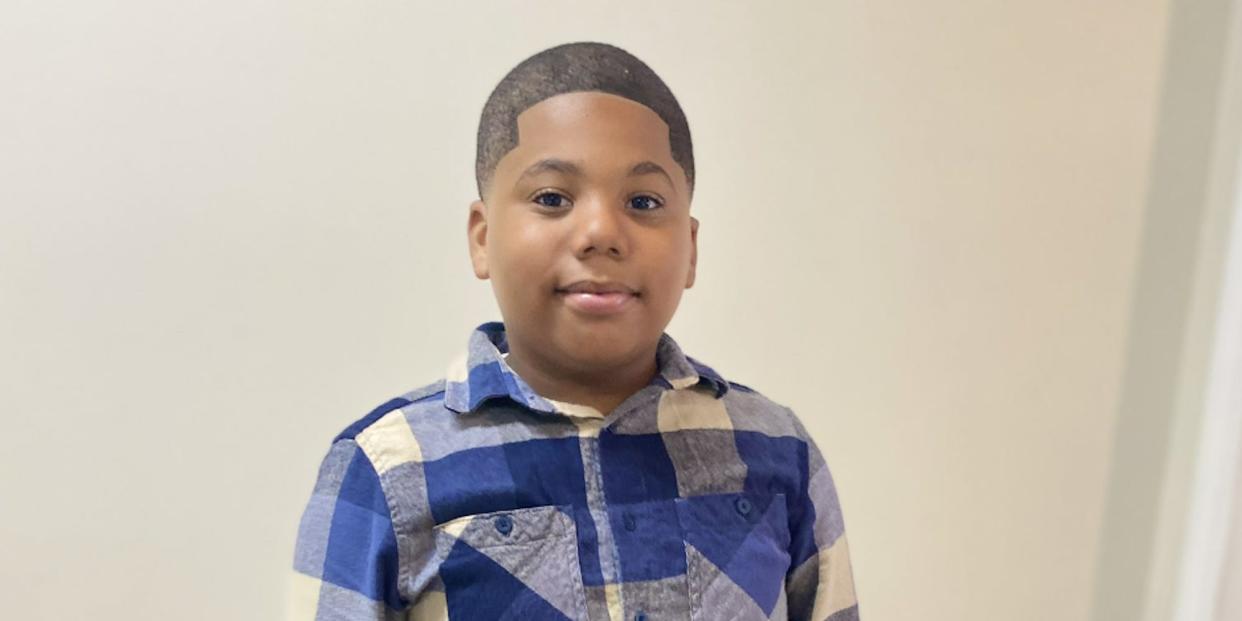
left=291, top=321, right=859, bottom=620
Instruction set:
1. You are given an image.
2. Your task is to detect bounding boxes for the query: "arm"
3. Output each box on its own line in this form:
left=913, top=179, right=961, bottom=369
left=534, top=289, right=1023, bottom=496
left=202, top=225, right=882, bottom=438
left=785, top=420, right=859, bottom=621
left=290, top=439, right=408, bottom=620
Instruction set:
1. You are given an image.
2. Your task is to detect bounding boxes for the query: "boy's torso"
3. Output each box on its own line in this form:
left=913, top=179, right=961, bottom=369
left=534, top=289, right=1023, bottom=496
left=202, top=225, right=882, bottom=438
left=297, top=322, right=847, bottom=621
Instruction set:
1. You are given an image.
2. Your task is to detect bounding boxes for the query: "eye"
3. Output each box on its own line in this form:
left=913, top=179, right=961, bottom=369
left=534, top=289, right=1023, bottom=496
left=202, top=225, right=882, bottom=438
left=628, top=195, right=664, bottom=211
left=532, top=191, right=571, bottom=209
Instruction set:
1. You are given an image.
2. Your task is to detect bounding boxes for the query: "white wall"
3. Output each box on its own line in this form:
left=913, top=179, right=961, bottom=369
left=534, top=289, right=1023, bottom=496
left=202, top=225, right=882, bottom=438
left=1092, top=1, right=1242, bottom=619
left=0, top=2, right=1178, bottom=619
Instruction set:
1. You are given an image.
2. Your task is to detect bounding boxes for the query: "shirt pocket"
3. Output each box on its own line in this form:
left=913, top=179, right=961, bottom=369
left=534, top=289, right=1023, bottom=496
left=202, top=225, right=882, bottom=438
left=433, top=504, right=589, bottom=621
left=676, top=492, right=792, bottom=621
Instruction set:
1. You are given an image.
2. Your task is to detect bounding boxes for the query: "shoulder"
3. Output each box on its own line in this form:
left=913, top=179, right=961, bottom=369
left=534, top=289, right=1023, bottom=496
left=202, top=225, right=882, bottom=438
left=689, top=357, right=813, bottom=443
left=332, top=378, right=448, bottom=444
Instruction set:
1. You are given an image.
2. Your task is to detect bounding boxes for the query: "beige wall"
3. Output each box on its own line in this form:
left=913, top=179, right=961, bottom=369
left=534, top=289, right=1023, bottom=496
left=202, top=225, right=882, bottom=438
left=0, top=1, right=1178, bottom=619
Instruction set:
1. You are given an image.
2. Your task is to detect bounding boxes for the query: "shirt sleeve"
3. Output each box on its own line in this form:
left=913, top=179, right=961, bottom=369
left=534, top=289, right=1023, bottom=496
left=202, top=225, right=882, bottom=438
left=289, top=439, right=409, bottom=620
left=785, top=416, right=860, bottom=621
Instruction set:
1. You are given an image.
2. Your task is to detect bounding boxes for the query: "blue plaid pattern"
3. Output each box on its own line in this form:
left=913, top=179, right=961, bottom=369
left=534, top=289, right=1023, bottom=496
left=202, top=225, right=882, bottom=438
left=291, top=322, right=858, bottom=620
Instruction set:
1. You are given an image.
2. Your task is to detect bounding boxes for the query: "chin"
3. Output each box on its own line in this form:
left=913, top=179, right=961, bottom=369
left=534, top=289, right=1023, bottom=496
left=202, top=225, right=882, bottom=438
left=555, top=325, right=649, bottom=366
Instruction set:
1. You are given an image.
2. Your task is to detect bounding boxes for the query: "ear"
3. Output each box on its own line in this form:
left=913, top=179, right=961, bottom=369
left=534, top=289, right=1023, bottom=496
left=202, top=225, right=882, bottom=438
left=685, top=216, right=699, bottom=289
left=467, top=199, right=490, bottom=279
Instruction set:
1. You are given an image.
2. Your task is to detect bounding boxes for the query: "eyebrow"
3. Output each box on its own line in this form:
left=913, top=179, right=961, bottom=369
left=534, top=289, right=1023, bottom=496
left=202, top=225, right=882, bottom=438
left=516, top=158, right=676, bottom=191
left=517, top=158, right=583, bottom=182
left=627, top=160, right=674, bottom=188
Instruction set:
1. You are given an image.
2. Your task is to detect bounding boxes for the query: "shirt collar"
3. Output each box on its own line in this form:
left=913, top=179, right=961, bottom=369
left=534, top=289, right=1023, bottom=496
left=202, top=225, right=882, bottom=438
left=443, top=321, right=729, bottom=415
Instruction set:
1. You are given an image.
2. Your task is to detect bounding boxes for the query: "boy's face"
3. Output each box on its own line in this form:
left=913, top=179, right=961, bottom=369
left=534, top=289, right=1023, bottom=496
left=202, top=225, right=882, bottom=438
left=467, top=91, right=698, bottom=376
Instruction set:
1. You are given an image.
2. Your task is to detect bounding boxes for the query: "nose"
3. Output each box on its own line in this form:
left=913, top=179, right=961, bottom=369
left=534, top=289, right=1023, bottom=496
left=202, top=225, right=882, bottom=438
left=572, top=195, right=628, bottom=260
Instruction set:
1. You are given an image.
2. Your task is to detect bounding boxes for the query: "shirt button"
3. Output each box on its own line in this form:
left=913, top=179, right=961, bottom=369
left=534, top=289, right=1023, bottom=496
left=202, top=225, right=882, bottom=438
left=623, top=512, right=637, bottom=532
left=735, top=497, right=753, bottom=517
left=494, top=515, right=513, bottom=536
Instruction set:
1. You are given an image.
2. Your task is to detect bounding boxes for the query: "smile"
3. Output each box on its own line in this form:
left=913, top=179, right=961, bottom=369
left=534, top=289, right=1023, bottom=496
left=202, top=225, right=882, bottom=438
left=561, top=286, right=645, bottom=312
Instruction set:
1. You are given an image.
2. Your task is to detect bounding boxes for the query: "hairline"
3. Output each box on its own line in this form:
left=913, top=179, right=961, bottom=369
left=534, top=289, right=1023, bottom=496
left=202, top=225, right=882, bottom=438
left=483, top=89, right=688, bottom=202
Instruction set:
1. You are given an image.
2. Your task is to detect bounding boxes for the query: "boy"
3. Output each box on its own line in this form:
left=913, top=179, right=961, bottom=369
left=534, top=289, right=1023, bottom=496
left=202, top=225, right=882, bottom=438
left=291, top=41, right=858, bottom=621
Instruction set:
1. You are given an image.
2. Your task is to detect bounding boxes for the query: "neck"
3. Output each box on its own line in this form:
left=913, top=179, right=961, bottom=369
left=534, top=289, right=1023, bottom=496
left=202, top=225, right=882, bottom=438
left=502, top=337, right=659, bottom=416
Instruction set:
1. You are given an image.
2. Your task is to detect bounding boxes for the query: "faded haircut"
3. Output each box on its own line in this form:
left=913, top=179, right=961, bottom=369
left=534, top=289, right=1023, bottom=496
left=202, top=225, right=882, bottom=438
left=474, top=41, right=694, bottom=201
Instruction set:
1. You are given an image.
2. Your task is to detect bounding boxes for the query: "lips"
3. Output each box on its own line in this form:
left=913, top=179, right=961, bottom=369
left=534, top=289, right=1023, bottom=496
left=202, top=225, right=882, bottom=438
left=556, top=280, right=639, bottom=296
left=554, top=280, right=639, bottom=315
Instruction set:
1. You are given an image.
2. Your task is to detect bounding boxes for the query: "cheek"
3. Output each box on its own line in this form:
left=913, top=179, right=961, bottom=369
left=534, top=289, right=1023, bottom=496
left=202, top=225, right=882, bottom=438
left=490, top=229, right=558, bottom=299
left=646, top=234, right=693, bottom=291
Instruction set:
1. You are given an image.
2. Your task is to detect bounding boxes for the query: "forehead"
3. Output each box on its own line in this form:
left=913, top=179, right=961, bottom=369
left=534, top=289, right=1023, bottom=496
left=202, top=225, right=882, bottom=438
left=505, top=91, right=677, bottom=172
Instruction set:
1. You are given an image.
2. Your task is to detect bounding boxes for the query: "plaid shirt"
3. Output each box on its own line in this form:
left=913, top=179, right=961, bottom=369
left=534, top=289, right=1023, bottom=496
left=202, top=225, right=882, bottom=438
left=291, top=321, right=859, bottom=620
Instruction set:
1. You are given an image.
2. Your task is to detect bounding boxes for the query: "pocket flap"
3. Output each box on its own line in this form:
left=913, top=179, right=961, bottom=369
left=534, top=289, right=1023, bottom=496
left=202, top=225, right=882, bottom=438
left=676, top=492, right=788, bottom=531
left=434, top=504, right=574, bottom=549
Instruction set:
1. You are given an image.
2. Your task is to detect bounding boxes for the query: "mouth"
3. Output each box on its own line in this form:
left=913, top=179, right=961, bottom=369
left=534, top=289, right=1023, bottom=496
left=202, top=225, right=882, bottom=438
left=555, top=280, right=639, bottom=296
left=554, top=280, right=640, bottom=315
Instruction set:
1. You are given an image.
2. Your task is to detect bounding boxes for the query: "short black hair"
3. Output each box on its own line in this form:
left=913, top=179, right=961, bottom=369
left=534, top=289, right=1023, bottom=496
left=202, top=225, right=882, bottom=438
left=475, top=41, right=694, bottom=201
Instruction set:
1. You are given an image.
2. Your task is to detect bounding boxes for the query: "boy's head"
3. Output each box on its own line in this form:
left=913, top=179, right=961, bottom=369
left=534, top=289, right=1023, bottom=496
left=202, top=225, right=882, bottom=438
left=467, top=41, right=698, bottom=378
left=473, top=42, right=694, bottom=200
